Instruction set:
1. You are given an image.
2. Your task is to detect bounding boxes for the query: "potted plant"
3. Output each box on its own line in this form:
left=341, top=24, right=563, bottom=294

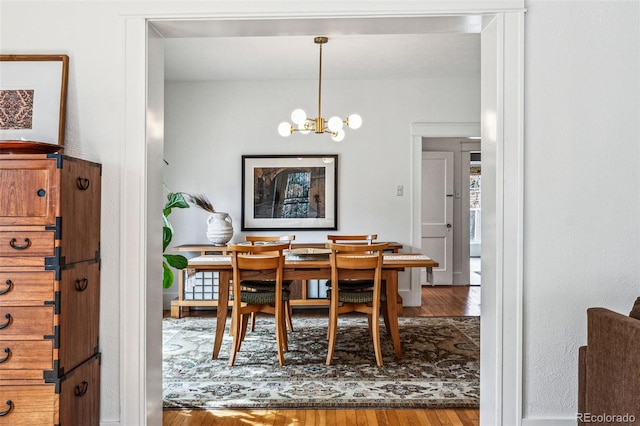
left=162, top=192, right=215, bottom=288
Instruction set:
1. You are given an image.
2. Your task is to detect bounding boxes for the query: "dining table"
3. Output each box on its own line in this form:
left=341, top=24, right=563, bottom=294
left=179, top=244, right=438, bottom=361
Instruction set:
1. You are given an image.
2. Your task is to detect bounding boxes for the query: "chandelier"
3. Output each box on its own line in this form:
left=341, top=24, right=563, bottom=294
left=278, top=36, right=362, bottom=142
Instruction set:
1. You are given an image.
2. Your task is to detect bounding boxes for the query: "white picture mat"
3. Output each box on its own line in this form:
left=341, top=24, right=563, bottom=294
left=0, top=60, right=64, bottom=145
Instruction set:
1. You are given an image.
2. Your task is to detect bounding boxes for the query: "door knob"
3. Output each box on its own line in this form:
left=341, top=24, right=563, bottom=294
left=446, top=224, right=452, bottom=228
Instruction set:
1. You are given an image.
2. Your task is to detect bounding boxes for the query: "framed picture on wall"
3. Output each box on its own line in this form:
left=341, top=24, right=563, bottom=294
left=242, top=154, right=338, bottom=231
left=0, top=54, right=69, bottom=147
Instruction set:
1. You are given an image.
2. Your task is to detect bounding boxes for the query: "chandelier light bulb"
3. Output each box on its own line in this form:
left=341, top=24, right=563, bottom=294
left=291, top=109, right=307, bottom=125
left=298, top=123, right=311, bottom=134
left=327, top=116, right=344, bottom=132
left=278, top=122, right=293, bottom=137
left=347, top=114, right=362, bottom=130
left=331, top=128, right=346, bottom=142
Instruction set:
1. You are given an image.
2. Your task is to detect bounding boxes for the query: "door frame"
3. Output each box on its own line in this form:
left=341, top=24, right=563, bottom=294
left=123, top=7, right=524, bottom=426
left=410, top=124, right=480, bottom=299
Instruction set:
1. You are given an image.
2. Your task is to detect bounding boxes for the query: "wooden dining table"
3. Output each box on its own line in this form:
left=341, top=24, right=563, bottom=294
left=182, top=248, right=438, bottom=361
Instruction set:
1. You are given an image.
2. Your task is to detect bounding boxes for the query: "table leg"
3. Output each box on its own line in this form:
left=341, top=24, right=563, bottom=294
left=212, top=270, right=230, bottom=359
left=384, top=270, right=403, bottom=359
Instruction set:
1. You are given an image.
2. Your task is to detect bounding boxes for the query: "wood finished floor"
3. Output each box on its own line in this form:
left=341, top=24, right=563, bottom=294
left=163, top=285, right=481, bottom=426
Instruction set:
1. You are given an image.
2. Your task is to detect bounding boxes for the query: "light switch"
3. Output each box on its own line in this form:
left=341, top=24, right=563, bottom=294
left=396, top=185, right=404, bottom=196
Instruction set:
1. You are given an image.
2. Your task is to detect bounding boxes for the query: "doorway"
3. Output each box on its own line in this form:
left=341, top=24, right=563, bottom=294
left=419, top=138, right=481, bottom=287
left=122, top=11, right=525, bottom=426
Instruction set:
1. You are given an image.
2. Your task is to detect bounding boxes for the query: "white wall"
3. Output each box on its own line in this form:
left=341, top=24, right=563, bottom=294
left=163, top=78, right=481, bottom=304
left=523, top=1, right=640, bottom=422
left=1, top=2, right=126, bottom=422
left=1, top=1, right=639, bottom=424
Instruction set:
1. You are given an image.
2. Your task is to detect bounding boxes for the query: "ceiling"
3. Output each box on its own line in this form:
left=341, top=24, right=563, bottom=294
left=157, top=16, right=482, bottom=82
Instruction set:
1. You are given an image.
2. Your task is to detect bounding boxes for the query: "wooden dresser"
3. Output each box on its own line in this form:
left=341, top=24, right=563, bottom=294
left=0, top=153, right=101, bottom=425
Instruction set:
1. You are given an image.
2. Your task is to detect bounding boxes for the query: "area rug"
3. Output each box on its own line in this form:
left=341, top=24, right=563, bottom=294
left=163, top=315, right=479, bottom=410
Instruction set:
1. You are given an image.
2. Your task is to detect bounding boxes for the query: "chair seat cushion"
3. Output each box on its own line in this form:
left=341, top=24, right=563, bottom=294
left=233, top=289, right=291, bottom=304
left=241, top=280, right=293, bottom=291
left=326, top=279, right=375, bottom=290
left=326, top=289, right=386, bottom=304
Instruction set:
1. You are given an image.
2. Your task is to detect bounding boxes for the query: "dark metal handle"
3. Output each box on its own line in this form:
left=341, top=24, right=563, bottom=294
left=77, top=177, right=90, bottom=190
left=37, top=188, right=46, bottom=197
left=0, top=280, right=12, bottom=296
left=9, top=238, right=31, bottom=250
left=75, top=381, right=89, bottom=397
left=0, top=400, right=13, bottom=417
left=0, top=314, right=12, bottom=330
left=75, top=278, right=88, bottom=292
left=0, top=348, right=11, bottom=364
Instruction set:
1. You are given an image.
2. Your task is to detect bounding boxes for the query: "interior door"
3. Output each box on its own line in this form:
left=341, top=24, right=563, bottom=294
left=421, top=151, right=454, bottom=285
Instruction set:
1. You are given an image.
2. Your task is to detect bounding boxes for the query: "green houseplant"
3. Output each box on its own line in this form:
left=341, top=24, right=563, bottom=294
left=162, top=192, right=215, bottom=288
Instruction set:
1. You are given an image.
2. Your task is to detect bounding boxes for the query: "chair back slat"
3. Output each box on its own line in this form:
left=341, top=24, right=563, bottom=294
left=228, top=242, right=289, bottom=272
left=326, top=242, right=387, bottom=271
left=245, top=235, right=295, bottom=246
left=327, top=234, right=377, bottom=245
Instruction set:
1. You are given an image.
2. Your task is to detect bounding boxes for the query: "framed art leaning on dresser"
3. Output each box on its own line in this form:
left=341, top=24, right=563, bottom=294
left=0, top=54, right=69, bottom=147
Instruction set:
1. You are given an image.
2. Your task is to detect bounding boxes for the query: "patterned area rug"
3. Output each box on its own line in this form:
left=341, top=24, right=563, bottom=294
left=163, top=315, right=479, bottom=410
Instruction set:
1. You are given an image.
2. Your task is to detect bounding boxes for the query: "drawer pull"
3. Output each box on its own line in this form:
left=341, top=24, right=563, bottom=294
left=0, top=348, right=10, bottom=363
left=0, top=280, right=12, bottom=296
left=0, top=314, right=11, bottom=330
left=9, top=238, right=31, bottom=250
left=77, top=177, right=91, bottom=190
left=75, top=381, right=89, bottom=397
left=37, top=188, right=46, bottom=197
left=75, top=278, right=89, bottom=292
left=0, top=400, right=13, bottom=417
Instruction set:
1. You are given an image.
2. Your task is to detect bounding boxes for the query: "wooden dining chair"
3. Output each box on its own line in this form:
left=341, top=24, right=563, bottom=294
left=227, top=242, right=290, bottom=366
left=325, top=242, right=389, bottom=367
left=243, top=235, right=296, bottom=332
left=326, top=234, right=378, bottom=290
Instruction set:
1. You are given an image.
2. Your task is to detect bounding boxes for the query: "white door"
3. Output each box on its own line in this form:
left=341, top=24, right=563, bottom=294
left=421, top=151, right=454, bottom=285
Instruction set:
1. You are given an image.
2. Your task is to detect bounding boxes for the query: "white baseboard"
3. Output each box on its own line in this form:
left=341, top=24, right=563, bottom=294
left=522, top=417, right=576, bottom=426
left=101, top=421, right=121, bottom=426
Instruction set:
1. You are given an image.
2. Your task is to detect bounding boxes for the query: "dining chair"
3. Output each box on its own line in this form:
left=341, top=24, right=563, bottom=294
left=324, top=234, right=381, bottom=339
left=243, top=235, right=296, bottom=332
left=227, top=241, right=290, bottom=366
left=325, top=242, right=389, bottom=367
left=326, top=234, right=378, bottom=290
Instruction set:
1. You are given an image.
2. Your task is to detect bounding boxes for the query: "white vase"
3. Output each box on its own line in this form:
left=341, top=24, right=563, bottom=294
left=206, top=212, right=233, bottom=246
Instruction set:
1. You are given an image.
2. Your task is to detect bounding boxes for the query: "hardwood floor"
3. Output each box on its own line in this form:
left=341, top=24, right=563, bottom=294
left=163, top=285, right=481, bottom=426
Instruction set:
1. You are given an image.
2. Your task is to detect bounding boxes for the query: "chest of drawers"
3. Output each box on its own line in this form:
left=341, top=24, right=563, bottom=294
left=0, top=153, right=101, bottom=425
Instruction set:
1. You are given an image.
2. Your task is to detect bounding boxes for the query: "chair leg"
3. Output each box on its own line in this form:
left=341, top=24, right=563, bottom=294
left=275, top=307, right=286, bottom=366
left=240, top=314, right=250, bottom=343
left=228, top=313, right=243, bottom=367
left=285, top=300, right=294, bottom=332
left=250, top=312, right=257, bottom=332
left=326, top=305, right=338, bottom=365
left=381, top=303, right=391, bottom=335
left=371, top=308, right=383, bottom=367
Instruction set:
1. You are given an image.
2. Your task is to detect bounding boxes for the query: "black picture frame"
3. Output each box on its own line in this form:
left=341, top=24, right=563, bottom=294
left=242, top=154, right=338, bottom=231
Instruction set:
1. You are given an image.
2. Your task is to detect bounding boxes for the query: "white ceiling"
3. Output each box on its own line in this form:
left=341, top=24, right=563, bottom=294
left=157, top=17, right=482, bottom=82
